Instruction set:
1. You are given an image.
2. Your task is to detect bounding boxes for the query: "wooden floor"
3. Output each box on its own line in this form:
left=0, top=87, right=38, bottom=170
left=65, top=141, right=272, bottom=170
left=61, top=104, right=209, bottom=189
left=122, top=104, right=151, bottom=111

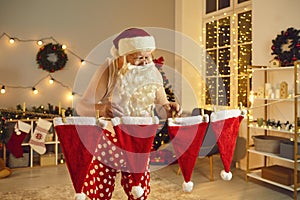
left=0, top=156, right=299, bottom=199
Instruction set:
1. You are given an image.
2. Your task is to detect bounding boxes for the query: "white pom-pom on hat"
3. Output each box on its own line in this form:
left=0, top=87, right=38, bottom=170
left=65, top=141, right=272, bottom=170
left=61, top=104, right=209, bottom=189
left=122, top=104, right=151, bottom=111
left=131, top=185, right=144, bottom=199
left=220, top=169, right=232, bottom=181
left=182, top=181, right=194, bottom=192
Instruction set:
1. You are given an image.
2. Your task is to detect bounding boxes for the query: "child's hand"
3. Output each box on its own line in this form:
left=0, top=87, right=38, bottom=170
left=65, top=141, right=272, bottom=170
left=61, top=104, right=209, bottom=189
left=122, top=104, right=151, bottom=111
left=163, top=102, right=182, bottom=118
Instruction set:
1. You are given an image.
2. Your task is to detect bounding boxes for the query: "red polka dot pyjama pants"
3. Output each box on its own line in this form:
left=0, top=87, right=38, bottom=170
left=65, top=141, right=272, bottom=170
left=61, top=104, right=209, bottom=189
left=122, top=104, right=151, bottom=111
left=81, top=129, right=151, bottom=200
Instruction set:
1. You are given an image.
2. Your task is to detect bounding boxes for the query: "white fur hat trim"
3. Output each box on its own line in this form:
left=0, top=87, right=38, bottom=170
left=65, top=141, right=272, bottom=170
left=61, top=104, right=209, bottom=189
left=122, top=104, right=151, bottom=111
left=168, top=115, right=209, bottom=126
left=110, top=45, right=119, bottom=58
left=118, top=36, right=155, bottom=56
left=211, top=109, right=246, bottom=122
left=53, top=117, right=108, bottom=129
left=220, top=169, right=232, bottom=181
left=182, top=181, right=194, bottom=192
left=111, top=116, right=159, bottom=126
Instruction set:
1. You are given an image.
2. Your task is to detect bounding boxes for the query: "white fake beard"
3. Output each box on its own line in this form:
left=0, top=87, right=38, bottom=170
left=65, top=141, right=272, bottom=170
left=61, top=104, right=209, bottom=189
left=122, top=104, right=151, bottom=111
left=113, top=60, right=162, bottom=117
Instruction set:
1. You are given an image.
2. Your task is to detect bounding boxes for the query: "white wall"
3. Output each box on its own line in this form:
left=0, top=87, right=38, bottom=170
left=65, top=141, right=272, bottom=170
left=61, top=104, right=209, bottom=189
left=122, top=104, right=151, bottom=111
left=0, top=0, right=175, bottom=110
left=175, top=0, right=204, bottom=114
left=252, top=0, right=300, bottom=65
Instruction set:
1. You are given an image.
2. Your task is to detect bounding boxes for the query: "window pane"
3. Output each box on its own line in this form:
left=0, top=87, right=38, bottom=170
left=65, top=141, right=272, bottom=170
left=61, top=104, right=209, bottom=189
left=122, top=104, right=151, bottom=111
left=238, top=11, right=252, bottom=44
left=238, top=0, right=250, bottom=3
left=218, top=0, right=230, bottom=10
left=206, top=21, right=217, bottom=48
left=206, top=0, right=217, bottom=14
left=205, top=77, right=217, bottom=105
left=218, top=48, right=230, bottom=75
left=218, top=17, right=230, bottom=47
left=218, top=77, right=230, bottom=106
left=206, top=50, right=217, bottom=76
left=238, top=44, right=252, bottom=107
left=238, top=44, right=252, bottom=74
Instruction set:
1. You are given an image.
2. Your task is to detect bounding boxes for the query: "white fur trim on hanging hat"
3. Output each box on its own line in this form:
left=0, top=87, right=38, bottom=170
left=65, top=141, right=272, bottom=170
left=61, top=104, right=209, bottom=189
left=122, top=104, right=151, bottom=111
left=53, top=116, right=108, bottom=129
left=210, top=109, right=246, bottom=122
left=182, top=181, right=194, bottom=192
left=168, top=115, right=209, bottom=126
left=111, top=116, right=159, bottom=126
left=112, top=28, right=156, bottom=57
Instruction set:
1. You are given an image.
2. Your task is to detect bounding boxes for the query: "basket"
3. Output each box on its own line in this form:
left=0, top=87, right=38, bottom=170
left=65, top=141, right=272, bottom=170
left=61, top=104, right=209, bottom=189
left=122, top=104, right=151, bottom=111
left=40, top=153, right=56, bottom=166
left=252, top=135, right=289, bottom=154
left=8, top=153, right=29, bottom=168
left=279, top=140, right=300, bottom=160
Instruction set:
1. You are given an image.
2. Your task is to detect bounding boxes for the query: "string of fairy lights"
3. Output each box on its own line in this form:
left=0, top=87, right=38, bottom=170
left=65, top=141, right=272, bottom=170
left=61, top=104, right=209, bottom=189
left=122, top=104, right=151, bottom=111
left=0, top=32, right=101, bottom=98
left=203, top=8, right=252, bottom=108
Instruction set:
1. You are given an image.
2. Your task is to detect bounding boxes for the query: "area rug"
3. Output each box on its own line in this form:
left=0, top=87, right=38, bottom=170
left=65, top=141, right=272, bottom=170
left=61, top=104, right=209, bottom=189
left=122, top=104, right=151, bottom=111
left=0, top=173, right=203, bottom=200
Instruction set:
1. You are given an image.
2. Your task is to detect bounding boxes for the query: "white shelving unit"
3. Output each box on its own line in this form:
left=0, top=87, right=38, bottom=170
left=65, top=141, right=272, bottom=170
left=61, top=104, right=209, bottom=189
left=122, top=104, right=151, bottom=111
left=4, top=118, right=61, bottom=168
left=246, top=62, right=300, bottom=200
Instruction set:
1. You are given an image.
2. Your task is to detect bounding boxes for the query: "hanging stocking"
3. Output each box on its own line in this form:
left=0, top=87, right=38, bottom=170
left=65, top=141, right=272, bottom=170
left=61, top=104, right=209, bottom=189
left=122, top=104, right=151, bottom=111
left=168, top=115, right=209, bottom=192
left=111, top=116, right=159, bottom=199
left=54, top=116, right=109, bottom=199
left=210, top=109, right=246, bottom=181
left=29, top=118, right=52, bottom=155
left=6, top=121, right=31, bottom=158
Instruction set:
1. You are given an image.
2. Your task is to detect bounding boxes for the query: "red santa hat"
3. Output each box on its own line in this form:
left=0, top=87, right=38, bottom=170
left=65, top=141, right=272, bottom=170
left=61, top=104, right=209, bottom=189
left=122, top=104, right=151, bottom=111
left=210, top=109, right=246, bottom=181
left=111, top=27, right=156, bottom=57
left=168, top=115, right=209, bottom=192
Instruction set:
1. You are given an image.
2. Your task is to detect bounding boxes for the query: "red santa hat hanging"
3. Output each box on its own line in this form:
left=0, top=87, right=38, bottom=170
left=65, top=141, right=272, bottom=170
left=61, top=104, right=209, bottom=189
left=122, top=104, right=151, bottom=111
left=210, top=108, right=246, bottom=181
left=110, top=27, right=156, bottom=57
left=168, top=114, right=209, bottom=192
left=111, top=116, right=159, bottom=199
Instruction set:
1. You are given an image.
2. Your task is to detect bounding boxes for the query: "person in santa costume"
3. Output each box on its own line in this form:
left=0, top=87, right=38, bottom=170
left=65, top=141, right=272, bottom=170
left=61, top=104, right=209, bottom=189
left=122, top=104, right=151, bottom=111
left=74, top=27, right=181, bottom=200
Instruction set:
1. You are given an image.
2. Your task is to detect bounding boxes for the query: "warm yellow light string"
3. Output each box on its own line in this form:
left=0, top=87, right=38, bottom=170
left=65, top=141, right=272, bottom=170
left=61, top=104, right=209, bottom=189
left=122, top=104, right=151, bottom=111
left=0, top=32, right=101, bottom=66
left=0, top=32, right=102, bottom=97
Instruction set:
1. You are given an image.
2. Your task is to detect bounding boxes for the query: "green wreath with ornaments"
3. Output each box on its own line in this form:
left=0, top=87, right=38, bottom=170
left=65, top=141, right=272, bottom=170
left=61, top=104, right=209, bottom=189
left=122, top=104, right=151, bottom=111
left=36, top=43, right=68, bottom=73
left=271, top=27, right=300, bottom=66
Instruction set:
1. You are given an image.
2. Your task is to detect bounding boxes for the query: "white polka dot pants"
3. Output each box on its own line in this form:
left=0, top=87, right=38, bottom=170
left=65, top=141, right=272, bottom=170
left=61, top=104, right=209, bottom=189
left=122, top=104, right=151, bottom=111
left=81, top=129, right=151, bottom=200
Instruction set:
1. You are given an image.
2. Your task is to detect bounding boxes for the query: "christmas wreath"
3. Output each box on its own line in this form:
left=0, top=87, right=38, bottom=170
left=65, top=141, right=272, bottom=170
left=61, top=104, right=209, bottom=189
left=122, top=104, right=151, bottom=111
left=271, top=27, right=300, bottom=66
left=36, top=43, right=68, bottom=73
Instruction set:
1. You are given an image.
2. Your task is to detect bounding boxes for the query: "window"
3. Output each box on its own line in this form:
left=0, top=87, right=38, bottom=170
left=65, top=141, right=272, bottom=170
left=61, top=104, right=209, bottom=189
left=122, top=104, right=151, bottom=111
left=204, top=0, right=252, bottom=108
left=206, top=0, right=231, bottom=14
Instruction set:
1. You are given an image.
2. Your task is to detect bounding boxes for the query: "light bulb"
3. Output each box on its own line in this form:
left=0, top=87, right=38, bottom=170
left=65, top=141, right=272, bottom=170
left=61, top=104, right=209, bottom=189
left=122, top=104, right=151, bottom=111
left=32, top=87, right=38, bottom=94
left=49, top=78, right=54, bottom=84
left=68, top=92, right=75, bottom=100
left=37, top=40, right=43, bottom=46
left=1, top=86, right=5, bottom=94
left=62, top=44, right=67, bottom=50
left=9, top=38, right=15, bottom=44
left=81, top=60, right=86, bottom=65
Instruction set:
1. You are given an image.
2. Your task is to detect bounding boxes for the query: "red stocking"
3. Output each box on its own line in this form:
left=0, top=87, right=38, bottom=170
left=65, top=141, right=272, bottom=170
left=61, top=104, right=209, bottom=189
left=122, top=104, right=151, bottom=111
left=168, top=115, right=209, bottom=192
left=111, top=116, right=159, bottom=199
left=210, top=109, right=245, bottom=181
left=6, top=121, right=31, bottom=158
